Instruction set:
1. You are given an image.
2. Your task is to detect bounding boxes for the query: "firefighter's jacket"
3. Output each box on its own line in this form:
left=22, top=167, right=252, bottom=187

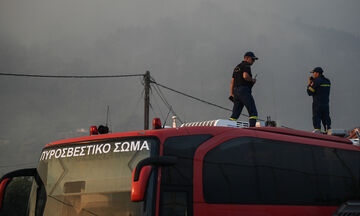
left=307, top=75, right=331, bottom=105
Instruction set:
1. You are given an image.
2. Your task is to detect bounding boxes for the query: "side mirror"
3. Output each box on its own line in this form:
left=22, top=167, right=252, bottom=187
left=0, top=168, right=39, bottom=212
left=131, top=165, right=152, bottom=201
left=0, top=178, right=10, bottom=209
left=131, top=156, right=177, bottom=202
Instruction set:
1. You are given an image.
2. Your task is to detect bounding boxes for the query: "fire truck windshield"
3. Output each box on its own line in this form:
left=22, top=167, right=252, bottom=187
left=29, top=137, right=158, bottom=216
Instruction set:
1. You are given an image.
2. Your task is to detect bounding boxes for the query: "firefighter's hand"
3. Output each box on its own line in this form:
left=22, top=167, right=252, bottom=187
left=252, top=78, right=257, bottom=84
left=229, top=95, right=234, bottom=102
left=308, top=76, right=312, bottom=85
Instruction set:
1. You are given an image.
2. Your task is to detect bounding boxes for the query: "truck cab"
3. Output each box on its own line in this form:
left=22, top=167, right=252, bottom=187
left=1, top=120, right=360, bottom=216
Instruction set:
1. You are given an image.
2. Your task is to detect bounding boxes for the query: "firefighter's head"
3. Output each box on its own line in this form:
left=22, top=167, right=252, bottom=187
left=244, top=51, right=258, bottom=65
left=310, top=67, right=323, bottom=78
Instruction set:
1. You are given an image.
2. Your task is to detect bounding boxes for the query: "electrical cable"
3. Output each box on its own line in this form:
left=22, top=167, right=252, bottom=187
left=152, top=80, right=233, bottom=112
left=162, top=108, right=172, bottom=128
left=153, top=85, right=183, bottom=123
left=150, top=77, right=171, bottom=107
left=150, top=89, right=166, bottom=120
left=1, top=72, right=247, bottom=120
left=149, top=102, right=157, bottom=117
left=150, top=79, right=265, bottom=120
left=0, top=72, right=144, bottom=78
left=1, top=71, right=279, bottom=124
left=150, top=79, right=184, bottom=123
left=148, top=86, right=160, bottom=119
left=105, top=105, right=112, bottom=133
left=151, top=83, right=183, bottom=125
left=147, top=80, right=167, bottom=124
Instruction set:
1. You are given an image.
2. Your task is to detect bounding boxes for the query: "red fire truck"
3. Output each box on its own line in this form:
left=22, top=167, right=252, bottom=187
left=1, top=119, right=360, bottom=215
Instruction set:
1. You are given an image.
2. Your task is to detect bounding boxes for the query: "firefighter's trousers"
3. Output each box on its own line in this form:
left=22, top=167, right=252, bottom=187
left=231, top=86, right=258, bottom=127
left=312, top=103, right=331, bottom=131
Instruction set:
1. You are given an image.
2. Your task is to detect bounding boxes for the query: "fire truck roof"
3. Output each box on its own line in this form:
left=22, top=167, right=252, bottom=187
left=46, top=121, right=354, bottom=148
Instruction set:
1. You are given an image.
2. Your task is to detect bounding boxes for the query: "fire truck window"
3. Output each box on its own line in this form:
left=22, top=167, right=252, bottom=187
left=337, top=149, right=360, bottom=188
left=162, top=134, right=212, bottom=187
left=203, top=137, right=360, bottom=205
left=313, top=148, right=360, bottom=205
left=203, top=137, right=258, bottom=203
left=36, top=137, right=159, bottom=216
left=253, top=139, right=317, bottom=205
left=160, top=134, right=212, bottom=216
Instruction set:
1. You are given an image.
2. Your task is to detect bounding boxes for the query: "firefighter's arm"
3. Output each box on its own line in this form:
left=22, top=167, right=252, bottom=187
left=307, top=85, right=315, bottom=96
left=243, top=72, right=255, bottom=83
left=308, top=76, right=312, bottom=85
left=307, top=79, right=318, bottom=96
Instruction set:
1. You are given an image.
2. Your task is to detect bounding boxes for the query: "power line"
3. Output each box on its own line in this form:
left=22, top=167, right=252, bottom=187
left=1, top=71, right=272, bottom=123
left=152, top=85, right=183, bottom=123
left=0, top=72, right=144, bottom=78
left=150, top=79, right=184, bottom=123
left=149, top=77, right=178, bottom=126
left=152, top=80, right=276, bottom=122
left=150, top=89, right=166, bottom=120
left=151, top=80, right=235, bottom=113
left=152, top=80, right=293, bottom=126
left=162, top=108, right=172, bottom=128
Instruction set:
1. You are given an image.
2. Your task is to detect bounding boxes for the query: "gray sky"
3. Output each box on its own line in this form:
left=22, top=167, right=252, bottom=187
left=1, top=0, right=360, bottom=175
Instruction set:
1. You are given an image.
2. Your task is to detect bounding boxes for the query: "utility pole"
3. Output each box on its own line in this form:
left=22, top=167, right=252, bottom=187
left=144, top=71, right=150, bottom=130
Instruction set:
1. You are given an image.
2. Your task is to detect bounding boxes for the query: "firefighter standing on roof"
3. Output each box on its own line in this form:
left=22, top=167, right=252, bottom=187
left=307, top=67, right=331, bottom=133
left=229, top=51, right=258, bottom=127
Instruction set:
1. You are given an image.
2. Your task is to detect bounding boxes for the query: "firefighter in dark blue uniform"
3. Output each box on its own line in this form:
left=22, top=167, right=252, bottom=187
left=229, top=51, right=258, bottom=127
left=307, top=67, right=331, bottom=133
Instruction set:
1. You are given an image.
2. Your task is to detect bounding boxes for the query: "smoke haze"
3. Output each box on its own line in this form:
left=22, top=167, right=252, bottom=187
left=1, top=0, right=360, bottom=174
